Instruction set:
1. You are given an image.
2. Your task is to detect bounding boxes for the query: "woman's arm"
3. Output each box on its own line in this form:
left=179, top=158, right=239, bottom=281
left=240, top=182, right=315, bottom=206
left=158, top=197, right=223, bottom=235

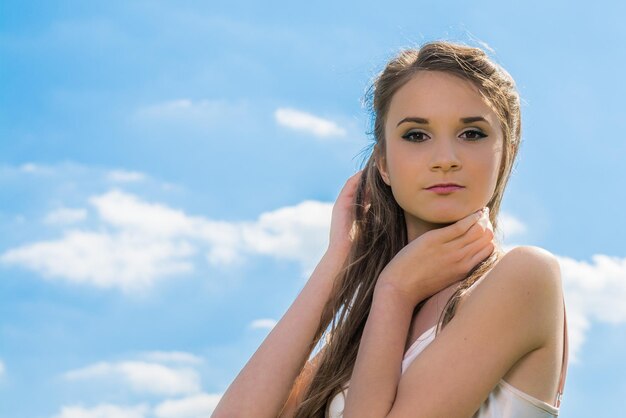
left=342, top=283, right=417, bottom=418
left=211, top=250, right=346, bottom=418
left=343, top=246, right=559, bottom=418
left=343, top=210, right=494, bottom=417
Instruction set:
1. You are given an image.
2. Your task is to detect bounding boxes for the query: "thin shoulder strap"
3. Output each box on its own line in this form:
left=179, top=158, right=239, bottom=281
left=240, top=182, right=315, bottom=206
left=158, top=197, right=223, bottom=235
left=555, top=297, right=569, bottom=408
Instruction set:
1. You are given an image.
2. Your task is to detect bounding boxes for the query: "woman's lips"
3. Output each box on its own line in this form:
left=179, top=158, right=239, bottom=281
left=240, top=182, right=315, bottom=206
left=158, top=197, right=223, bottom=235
left=426, top=185, right=465, bottom=194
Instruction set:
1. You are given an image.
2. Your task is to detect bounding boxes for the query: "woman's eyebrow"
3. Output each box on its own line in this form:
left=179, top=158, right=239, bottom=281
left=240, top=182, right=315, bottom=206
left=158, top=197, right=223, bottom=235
left=396, top=116, right=490, bottom=127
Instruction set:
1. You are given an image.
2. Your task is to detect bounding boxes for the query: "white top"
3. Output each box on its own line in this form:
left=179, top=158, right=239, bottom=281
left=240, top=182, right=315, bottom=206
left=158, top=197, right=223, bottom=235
left=325, top=297, right=569, bottom=417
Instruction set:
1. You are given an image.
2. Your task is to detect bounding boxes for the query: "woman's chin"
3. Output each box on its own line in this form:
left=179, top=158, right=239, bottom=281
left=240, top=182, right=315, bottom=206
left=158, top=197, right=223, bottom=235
left=425, top=207, right=480, bottom=224
left=432, top=218, right=459, bottom=226
left=414, top=215, right=459, bottom=227
left=405, top=206, right=478, bottom=225
left=424, top=211, right=464, bottom=223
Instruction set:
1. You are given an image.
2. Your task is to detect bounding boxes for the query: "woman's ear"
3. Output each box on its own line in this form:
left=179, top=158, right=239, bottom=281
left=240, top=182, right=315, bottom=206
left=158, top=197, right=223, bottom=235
left=376, top=154, right=391, bottom=186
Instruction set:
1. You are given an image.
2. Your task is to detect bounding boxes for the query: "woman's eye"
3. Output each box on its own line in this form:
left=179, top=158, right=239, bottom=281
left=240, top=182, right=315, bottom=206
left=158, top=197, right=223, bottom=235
left=402, top=131, right=429, bottom=142
left=401, top=129, right=487, bottom=143
left=460, top=129, right=487, bottom=141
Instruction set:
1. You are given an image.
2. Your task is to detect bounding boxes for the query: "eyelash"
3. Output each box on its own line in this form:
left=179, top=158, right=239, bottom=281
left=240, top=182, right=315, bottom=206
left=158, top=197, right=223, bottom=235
left=401, top=129, right=488, bottom=143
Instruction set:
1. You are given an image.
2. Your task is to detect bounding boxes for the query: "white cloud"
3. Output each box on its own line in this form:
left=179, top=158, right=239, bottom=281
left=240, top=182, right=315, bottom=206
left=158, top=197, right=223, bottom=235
left=1, top=189, right=333, bottom=291
left=63, top=361, right=201, bottom=396
left=555, top=253, right=626, bottom=364
left=0, top=163, right=165, bottom=193
left=140, top=99, right=194, bottom=116
left=51, top=403, right=149, bottom=418
left=88, top=189, right=200, bottom=238
left=44, top=207, right=88, bottom=225
left=249, top=318, right=277, bottom=330
left=0, top=359, right=5, bottom=377
left=19, top=162, right=54, bottom=174
left=107, top=170, right=146, bottom=183
left=140, top=351, right=204, bottom=365
left=496, top=212, right=527, bottom=240
left=0, top=228, right=194, bottom=293
left=236, top=199, right=332, bottom=269
left=153, top=393, right=222, bottom=418
left=274, top=107, right=347, bottom=138
left=133, top=98, right=249, bottom=131
left=53, top=352, right=219, bottom=417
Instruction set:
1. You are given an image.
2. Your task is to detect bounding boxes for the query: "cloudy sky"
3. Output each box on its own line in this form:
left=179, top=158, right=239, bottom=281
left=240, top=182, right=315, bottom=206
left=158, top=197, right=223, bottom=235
left=1, top=1, right=625, bottom=417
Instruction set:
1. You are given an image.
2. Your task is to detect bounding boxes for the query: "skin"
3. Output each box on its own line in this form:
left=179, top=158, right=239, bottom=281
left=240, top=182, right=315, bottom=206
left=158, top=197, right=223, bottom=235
left=377, top=70, right=504, bottom=242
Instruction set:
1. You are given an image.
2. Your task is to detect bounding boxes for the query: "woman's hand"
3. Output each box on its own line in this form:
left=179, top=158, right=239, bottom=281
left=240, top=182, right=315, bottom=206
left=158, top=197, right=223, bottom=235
left=376, top=208, right=495, bottom=307
left=326, top=169, right=365, bottom=259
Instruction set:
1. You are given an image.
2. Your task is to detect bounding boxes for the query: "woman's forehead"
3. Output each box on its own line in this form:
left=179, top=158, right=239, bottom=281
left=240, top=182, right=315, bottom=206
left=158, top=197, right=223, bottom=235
left=387, top=71, right=498, bottom=126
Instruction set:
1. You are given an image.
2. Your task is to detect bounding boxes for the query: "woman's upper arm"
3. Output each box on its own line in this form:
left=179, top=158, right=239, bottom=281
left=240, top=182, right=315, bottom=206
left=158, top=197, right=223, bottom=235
left=278, top=346, right=326, bottom=418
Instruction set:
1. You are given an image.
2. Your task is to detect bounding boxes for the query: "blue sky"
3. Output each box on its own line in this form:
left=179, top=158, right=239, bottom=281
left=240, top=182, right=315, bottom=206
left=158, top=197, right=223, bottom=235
left=1, top=1, right=625, bottom=417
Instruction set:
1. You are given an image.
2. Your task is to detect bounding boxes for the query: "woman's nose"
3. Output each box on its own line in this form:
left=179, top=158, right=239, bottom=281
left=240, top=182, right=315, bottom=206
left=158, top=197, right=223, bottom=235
left=430, top=139, right=461, bottom=171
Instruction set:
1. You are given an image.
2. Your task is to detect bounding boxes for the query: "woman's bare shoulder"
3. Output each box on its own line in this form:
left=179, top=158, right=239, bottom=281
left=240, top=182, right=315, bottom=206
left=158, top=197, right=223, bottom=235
left=458, top=245, right=563, bottom=321
left=505, top=245, right=560, bottom=262
left=476, top=245, right=560, bottom=286
left=499, top=246, right=562, bottom=287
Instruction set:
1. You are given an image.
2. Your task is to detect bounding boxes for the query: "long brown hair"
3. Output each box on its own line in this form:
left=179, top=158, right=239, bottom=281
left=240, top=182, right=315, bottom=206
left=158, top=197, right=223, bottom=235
left=292, top=40, right=522, bottom=417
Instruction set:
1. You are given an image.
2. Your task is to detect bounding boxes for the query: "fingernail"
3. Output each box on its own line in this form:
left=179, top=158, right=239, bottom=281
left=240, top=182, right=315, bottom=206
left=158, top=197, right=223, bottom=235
left=477, top=214, right=493, bottom=231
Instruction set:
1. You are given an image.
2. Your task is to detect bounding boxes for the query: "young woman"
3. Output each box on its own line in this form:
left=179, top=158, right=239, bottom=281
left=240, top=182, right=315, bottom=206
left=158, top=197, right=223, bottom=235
left=212, top=40, right=569, bottom=418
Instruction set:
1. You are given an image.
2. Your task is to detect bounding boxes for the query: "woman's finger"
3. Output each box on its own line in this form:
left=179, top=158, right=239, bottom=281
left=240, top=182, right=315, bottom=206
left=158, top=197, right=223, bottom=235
left=340, top=170, right=364, bottom=194
left=437, top=208, right=486, bottom=243
left=452, top=220, right=494, bottom=251
left=451, top=221, right=485, bottom=250
left=460, top=231, right=492, bottom=260
left=466, top=240, right=496, bottom=269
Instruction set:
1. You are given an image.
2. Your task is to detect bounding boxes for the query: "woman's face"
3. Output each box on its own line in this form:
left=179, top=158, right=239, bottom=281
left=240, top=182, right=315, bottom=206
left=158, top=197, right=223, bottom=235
left=378, top=70, right=504, bottom=241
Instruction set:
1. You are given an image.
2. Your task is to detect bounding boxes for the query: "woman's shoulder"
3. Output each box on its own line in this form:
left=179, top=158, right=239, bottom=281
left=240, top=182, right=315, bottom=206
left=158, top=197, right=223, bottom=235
left=504, top=245, right=560, bottom=264
left=457, top=245, right=563, bottom=344
left=461, top=246, right=560, bottom=299
left=488, top=245, right=561, bottom=292
left=499, top=245, right=562, bottom=291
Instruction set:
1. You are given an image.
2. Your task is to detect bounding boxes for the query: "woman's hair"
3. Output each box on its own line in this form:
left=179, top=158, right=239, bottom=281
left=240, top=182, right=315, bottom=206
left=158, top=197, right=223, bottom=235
left=291, top=40, right=522, bottom=417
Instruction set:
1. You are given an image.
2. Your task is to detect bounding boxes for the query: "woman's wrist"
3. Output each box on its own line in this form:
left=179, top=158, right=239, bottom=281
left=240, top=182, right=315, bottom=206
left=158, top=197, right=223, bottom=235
left=305, top=249, right=347, bottom=292
left=323, top=245, right=350, bottom=267
left=374, top=276, right=422, bottom=311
